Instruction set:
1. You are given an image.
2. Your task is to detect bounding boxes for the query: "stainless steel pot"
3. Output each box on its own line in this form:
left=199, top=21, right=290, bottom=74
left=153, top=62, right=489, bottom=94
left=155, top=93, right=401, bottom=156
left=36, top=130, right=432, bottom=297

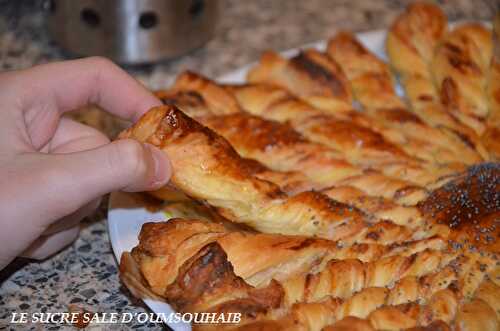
left=46, top=0, right=219, bottom=64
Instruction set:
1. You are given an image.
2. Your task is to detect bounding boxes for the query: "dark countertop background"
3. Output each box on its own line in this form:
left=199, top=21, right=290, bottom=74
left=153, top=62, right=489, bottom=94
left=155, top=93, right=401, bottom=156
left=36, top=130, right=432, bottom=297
left=0, top=0, right=497, bottom=330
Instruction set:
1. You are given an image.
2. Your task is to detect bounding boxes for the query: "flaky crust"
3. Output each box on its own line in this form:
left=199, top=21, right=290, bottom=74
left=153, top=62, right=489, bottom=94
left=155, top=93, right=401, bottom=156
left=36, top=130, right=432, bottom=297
left=328, top=31, right=405, bottom=110
left=162, top=71, right=463, bottom=194
left=483, top=15, right=500, bottom=160
left=119, top=104, right=499, bottom=329
left=122, top=214, right=499, bottom=330
left=118, top=2, right=500, bottom=329
left=225, top=82, right=463, bottom=193
left=432, top=24, right=493, bottom=135
left=247, top=50, right=353, bottom=113
left=120, top=105, right=419, bottom=245
left=326, top=31, right=485, bottom=166
left=158, top=81, right=437, bottom=199
left=388, top=3, right=491, bottom=163
left=244, top=34, right=486, bottom=166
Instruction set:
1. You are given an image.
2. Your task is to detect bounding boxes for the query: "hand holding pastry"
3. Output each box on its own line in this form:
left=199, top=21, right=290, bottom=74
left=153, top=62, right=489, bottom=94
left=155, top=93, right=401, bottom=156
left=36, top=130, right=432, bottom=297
left=0, top=57, right=171, bottom=269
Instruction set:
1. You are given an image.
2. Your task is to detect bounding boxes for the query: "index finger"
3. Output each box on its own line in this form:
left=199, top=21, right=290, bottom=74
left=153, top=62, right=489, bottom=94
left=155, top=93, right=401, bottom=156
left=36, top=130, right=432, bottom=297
left=2, top=57, right=161, bottom=122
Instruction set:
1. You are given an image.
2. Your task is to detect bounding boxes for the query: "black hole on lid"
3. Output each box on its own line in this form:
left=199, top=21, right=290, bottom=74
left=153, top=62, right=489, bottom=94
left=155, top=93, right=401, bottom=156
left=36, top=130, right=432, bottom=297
left=43, top=0, right=56, bottom=13
left=81, top=8, right=100, bottom=27
left=139, top=12, right=158, bottom=29
left=189, top=0, right=205, bottom=18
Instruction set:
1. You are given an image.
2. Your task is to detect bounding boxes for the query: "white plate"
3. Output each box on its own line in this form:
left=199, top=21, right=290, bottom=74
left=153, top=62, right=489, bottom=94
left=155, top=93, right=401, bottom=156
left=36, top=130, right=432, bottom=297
left=107, top=23, right=470, bottom=329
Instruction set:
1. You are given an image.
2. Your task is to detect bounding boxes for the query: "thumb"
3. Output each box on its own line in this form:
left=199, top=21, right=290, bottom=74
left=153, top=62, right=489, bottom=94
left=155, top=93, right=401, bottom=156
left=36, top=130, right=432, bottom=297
left=41, top=139, right=171, bottom=219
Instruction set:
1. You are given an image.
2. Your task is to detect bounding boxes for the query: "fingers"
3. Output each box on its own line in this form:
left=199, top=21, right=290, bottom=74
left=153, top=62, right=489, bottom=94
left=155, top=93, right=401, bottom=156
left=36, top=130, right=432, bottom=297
left=0, top=59, right=166, bottom=265
left=41, top=117, right=106, bottom=234
left=42, top=198, right=101, bottom=236
left=0, top=116, right=171, bottom=263
left=49, top=117, right=110, bottom=153
left=35, top=139, right=171, bottom=224
left=21, top=226, right=80, bottom=260
left=2, top=57, right=161, bottom=122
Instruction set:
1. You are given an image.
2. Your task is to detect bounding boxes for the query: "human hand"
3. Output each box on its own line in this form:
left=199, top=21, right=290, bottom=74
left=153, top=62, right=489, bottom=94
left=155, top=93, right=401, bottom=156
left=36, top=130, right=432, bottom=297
left=0, top=57, right=171, bottom=269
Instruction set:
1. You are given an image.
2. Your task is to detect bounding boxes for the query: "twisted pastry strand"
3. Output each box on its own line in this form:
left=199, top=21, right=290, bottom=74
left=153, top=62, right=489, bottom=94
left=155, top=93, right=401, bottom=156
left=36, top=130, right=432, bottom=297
left=326, top=31, right=485, bottom=165
left=120, top=105, right=417, bottom=245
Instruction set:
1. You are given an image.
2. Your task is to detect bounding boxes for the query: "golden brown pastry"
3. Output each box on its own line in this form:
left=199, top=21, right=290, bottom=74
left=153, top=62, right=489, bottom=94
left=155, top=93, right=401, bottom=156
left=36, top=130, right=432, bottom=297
left=328, top=31, right=405, bottom=111
left=158, top=91, right=429, bottom=224
left=386, top=2, right=489, bottom=161
left=326, top=31, right=485, bottom=166
left=165, top=70, right=242, bottom=115
left=149, top=151, right=314, bottom=199
left=321, top=185, right=423, bottom=228
left=121, top=219, right=386, bottom=297
left=221, top=82, right=394, bottom=163
left=157, top=84, right=440, bottom=229
left=124, top=162, right=499, bottom=329
left=432, top=23, right=493, bottom=135
left=120, top=219, right=386, bottom=329
left=157, top=75, right=453, bottom=207
left=161, top=71, right=462, bottom=193
left=162, top=72, right=400, bottom=165
left=119, top=105, right=499, bottom=330
left=244, top=34, right=484, bottom=166
left=225, top=83, right=462, bottom=191
left=158, top=87, right=363, bottom=188
left=120, top=105, right=422, bottom=244
left=122, top=210, right=498, bottom=330
left=417, top=163, right=500, bottom=254
left=117, top=2, right=500, bottom=329
left=201, top=113, right=363, bottom=187
left=483, top=15, right=500, bottom=160
left=247, top=49, right=353, bottom=114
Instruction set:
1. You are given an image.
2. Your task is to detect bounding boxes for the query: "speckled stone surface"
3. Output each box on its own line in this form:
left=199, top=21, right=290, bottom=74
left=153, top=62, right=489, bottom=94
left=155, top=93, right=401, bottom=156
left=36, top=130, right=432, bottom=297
left=0, top=0, right=497, bottom=330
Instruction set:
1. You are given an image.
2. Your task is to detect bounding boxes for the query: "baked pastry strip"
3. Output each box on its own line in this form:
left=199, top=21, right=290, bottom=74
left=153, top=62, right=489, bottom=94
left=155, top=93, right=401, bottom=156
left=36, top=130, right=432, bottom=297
left=225, top=83, right=462, bottom=193
left=432, top=22, right=493, bottom=135
left=483, top=15, right=500, bottom=160
left=165, top=71, right=460, bottom=193
left=151, top=158, right=319, bottom=199
left=168, top=99, right=430, bottom=225
left=162, top=91, right=365, bottom=188
left=158, top=87, right=444, bottom=231
left=247, top=49, right=354, bottom=114
left=247, top=42, right=483, bottom=166
left=326, top=31, right=485, bottom=165
left=202, top=113, right=441, bottom=202
left=119, top=105, right=432, bottom=244
left=156, top=100, right=429, bottom=227
left=386, top=2, right=489, bottom=161
left=119, top=221, right=414, bottom=328
left=156, top=84, right=437, bottom=228
left=159, top=85, right=431, bottom=197
left=159, top=75, right=446, bottom=204
left=121, top=219, right=386, bottom=298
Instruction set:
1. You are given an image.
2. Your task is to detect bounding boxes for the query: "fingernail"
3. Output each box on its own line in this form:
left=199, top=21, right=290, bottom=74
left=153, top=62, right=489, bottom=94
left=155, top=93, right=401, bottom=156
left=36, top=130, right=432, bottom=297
left=145, top=144, right=171, bottom=187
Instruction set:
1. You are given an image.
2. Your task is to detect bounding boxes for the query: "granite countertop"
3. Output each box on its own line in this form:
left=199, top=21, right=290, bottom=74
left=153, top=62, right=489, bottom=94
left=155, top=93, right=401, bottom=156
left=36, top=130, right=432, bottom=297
left=0, top=0, right=496, bottom=330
